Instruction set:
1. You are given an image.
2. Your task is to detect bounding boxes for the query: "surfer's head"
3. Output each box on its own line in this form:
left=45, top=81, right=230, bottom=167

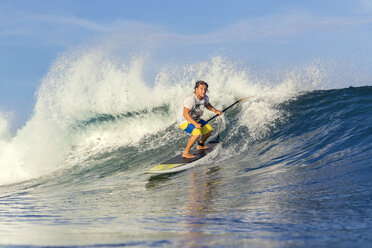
left=194, top=80, right=208, bottom=99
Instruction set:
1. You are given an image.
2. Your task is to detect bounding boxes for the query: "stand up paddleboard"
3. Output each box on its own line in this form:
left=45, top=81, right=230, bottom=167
left=145, top=96, right=253, bottom=175
left=145, top=141, right=219, bottom=174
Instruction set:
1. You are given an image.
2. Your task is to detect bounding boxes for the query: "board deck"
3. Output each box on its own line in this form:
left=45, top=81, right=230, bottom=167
left=145, top=141, right=219, bottom=174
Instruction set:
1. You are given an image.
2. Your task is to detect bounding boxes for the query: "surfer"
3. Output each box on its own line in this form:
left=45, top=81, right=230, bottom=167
left=178, top=81, right=222, bottom=158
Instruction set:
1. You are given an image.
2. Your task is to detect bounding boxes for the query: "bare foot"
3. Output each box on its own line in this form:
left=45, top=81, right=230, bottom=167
left=197, top=145, right=210, bottom=150
left=182, top=153, right=195, bottom=158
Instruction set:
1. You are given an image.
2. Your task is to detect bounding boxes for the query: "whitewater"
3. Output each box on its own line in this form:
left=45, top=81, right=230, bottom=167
left=0, top=38, right=371, bottom=247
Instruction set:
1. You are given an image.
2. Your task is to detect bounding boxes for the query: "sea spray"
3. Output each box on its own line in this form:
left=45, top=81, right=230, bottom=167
left=0, top=113, right=11, bottom=143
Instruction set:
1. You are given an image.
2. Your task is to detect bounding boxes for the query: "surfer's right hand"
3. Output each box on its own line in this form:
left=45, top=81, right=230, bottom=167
left=195, top=123, right=202, bottom=129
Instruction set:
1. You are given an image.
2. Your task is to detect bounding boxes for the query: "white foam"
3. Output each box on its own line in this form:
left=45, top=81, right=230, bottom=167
left=0, top=112, right=11, bottom=143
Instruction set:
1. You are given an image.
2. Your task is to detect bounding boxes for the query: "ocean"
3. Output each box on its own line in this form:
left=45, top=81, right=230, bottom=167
left=0, top=53, right=371, bottom=247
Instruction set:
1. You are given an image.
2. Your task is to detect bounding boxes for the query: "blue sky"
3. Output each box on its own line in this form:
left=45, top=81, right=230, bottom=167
left=1, top=0, right=372, bottom=130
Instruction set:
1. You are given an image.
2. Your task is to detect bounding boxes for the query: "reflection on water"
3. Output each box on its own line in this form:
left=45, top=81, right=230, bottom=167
left=145, top=165, right=223, bottom=247
left=180, top=166, right=222, bottom=247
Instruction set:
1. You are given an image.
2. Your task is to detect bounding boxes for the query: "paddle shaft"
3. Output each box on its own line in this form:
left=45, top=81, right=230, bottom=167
left=205, top=99, right=241, bottom=124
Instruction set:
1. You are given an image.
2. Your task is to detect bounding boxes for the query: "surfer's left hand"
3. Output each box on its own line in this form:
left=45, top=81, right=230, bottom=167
left=215, top=110, right=223, bottom=116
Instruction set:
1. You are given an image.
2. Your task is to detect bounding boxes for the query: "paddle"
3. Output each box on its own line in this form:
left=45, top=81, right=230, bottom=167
left=205, top=96, right=252, bottom=124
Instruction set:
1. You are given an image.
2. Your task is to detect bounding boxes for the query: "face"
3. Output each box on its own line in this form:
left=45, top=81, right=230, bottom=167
left=195, top=84, right=208, bottom=99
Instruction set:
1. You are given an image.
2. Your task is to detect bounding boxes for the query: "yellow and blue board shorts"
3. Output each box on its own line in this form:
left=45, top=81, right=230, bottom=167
left=179, top=119, right=213, bottom=136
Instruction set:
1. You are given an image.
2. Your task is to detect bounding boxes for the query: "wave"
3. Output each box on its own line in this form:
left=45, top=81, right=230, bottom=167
left=0, top=38, right=368, bottom=186
left=43, top=86, right=372, bottom=189
left=250, top=86, right=372, bottom=171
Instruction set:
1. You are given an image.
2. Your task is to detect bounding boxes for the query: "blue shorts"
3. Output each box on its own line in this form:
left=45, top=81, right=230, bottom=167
left=179, top=119, right=213, bottom=136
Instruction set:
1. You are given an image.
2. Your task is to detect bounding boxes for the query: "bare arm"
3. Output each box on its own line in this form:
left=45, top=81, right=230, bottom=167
left=206, top=103, right=222, bottom=116
left=183, top=107, right=202, bottom=129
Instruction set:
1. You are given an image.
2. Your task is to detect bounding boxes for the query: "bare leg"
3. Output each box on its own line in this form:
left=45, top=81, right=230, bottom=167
left=197, top=130, right=212, bottom=150
left=182, top=135, right=200, bottom=158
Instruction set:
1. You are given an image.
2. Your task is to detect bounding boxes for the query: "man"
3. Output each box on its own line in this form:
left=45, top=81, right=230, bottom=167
left=178, top=81, right=222, bottom=158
